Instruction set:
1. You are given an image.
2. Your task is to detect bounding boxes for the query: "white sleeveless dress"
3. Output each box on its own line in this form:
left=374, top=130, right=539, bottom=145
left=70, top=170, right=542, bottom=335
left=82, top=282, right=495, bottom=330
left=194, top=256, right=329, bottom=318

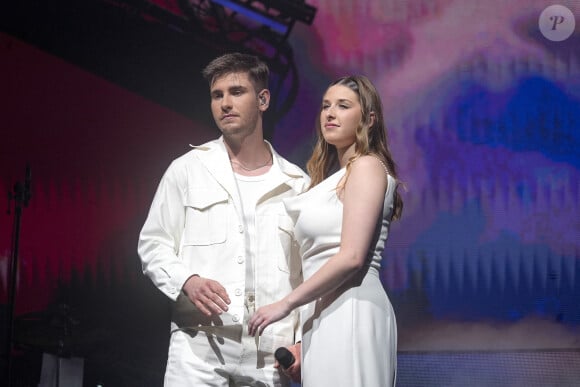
left=283, top=168, right=397, bottom=387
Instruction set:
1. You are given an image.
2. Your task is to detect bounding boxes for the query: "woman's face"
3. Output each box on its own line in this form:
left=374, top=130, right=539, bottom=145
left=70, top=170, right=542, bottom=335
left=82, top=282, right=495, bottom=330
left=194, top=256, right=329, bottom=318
left=320, top=84, right=362, bottom=150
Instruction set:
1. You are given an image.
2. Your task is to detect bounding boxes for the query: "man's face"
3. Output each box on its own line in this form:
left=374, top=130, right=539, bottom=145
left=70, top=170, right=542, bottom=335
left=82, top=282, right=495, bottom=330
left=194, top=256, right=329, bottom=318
left=209, top=72, right=264, bottom=139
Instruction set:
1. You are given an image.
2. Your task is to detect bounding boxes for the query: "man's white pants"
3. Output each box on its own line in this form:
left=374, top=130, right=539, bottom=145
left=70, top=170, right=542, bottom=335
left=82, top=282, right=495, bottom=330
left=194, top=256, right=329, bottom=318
left=164, top=294, right=289, bottom=387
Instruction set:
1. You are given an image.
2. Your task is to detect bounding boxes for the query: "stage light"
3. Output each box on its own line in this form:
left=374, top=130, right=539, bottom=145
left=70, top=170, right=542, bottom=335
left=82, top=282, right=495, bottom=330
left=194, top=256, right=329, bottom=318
left=209, top=0, right=317, bottom=37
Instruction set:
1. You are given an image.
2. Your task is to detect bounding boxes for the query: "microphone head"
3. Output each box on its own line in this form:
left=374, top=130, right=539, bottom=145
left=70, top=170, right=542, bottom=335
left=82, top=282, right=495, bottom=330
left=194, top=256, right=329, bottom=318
left=275, top=347, right=295, bottom=369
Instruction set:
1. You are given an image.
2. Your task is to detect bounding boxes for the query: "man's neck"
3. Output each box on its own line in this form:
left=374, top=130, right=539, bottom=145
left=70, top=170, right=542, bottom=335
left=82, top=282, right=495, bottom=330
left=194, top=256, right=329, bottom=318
left=224, top=136, right=273, bottom=176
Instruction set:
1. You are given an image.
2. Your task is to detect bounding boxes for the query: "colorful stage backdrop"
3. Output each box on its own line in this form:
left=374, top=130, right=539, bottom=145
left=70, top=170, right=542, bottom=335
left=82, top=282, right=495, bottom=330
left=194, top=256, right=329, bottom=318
left=1, top=0, right=579, bottom=385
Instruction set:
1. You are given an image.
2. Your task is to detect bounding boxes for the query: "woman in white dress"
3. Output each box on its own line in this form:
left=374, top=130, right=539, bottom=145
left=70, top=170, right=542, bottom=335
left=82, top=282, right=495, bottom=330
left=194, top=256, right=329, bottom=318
left=248, top=75, right=403, bottom=386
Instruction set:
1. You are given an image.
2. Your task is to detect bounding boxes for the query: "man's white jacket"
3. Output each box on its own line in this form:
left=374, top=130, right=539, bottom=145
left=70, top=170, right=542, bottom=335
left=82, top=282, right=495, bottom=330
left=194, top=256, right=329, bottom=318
left=138, top=137, right=309, bottom=353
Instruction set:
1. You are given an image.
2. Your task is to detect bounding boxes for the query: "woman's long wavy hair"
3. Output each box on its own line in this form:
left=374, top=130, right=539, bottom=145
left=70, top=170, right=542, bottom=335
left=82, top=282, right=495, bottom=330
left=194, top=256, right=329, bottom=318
left=306, top=75, right=403, bottom=220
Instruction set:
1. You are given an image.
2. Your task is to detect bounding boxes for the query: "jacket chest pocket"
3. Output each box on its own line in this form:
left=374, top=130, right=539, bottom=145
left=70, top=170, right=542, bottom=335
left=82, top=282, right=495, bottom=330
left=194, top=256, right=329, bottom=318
left=183, top=189, right=229, bottom=245
left=277, top=214, right=301, bottom=278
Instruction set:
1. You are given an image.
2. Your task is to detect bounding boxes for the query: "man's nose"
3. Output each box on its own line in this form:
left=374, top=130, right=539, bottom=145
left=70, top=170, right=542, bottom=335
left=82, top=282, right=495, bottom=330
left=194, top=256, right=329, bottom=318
left=221, top=94, right=232, bottom=109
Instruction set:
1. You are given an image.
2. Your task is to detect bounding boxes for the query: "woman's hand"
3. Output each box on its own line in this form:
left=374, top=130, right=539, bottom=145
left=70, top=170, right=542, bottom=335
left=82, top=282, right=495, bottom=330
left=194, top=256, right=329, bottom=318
left=275, top=343, right=301, bottom=383
left=248, top=299, right=291, bottom=336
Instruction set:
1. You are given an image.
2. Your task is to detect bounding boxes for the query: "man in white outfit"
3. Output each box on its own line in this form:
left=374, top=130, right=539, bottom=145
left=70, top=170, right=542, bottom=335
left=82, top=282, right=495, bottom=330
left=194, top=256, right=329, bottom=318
left=138, top=52, right=307, bottom=386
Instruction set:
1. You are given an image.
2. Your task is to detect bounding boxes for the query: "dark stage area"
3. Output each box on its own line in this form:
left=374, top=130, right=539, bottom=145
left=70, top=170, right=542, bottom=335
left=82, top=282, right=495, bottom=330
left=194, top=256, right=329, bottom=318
left=1, top=276, right=170, bottom=386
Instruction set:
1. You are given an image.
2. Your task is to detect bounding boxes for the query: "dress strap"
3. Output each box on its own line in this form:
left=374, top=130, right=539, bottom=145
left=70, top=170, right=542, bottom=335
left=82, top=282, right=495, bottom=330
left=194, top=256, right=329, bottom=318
left=370, top=155, right=390, bottom=176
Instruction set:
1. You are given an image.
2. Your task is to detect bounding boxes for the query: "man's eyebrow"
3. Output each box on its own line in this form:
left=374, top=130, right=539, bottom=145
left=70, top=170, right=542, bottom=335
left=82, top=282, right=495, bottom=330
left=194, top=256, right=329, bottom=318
left=211, top=85, right=248, bottom=94
left=228, top=85, right=248, bottom=92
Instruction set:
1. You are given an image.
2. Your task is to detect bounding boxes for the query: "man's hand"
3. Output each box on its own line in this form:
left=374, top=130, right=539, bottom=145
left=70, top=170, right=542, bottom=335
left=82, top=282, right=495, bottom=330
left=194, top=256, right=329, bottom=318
left=182, top=275, right=231, bottom=316
left=274, top=343, right=301, bottom=383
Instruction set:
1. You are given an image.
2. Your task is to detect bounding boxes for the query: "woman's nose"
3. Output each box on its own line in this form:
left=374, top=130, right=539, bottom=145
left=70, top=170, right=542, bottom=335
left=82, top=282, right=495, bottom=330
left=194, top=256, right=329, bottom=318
left=325, top=106, right=335, bottom=118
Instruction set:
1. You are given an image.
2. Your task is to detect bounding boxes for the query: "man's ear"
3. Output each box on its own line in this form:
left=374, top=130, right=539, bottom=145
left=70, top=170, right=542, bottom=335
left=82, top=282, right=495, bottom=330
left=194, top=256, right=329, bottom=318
left=258, top=89, right=270, bottom=110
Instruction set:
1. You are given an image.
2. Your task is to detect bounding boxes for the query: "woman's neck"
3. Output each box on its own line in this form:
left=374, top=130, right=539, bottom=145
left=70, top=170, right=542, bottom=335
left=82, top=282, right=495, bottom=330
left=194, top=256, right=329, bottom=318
left=336, top=143, right=357, bottom=168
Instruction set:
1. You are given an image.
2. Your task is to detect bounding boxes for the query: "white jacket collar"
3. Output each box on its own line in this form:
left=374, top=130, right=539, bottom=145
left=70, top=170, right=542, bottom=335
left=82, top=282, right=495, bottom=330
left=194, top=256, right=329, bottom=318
left=189, top=137, right=305, bottom=179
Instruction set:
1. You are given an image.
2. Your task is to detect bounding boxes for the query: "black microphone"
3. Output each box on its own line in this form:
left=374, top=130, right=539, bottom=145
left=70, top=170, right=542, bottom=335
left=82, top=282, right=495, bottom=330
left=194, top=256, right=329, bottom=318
left=275, top=347, right=295, bottom=369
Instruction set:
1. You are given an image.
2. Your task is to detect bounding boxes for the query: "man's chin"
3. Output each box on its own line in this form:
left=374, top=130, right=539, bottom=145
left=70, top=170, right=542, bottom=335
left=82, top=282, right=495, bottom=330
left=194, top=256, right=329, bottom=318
left=218, top=124, right=238, bottom=134
left=220, top=128, right=241, bottom=136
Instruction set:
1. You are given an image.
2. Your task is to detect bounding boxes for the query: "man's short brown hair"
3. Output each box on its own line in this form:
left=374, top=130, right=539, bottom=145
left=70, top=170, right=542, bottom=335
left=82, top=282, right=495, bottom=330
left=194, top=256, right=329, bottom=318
left=202, top=52, right=269, bottom=92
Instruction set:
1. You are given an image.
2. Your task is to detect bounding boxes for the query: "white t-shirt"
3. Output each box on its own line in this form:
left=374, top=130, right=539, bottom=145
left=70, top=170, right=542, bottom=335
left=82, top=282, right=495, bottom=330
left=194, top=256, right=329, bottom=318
left=234, top=167, right=277, bottom=293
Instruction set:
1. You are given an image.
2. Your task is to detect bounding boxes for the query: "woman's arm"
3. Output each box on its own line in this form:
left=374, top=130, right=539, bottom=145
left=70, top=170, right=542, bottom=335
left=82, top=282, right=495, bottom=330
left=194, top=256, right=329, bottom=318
left=248, top=155, right=388, bottom=336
